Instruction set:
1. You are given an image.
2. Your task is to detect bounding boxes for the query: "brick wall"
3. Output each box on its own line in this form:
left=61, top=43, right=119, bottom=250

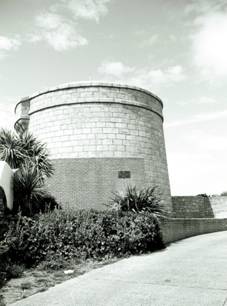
left=15, top=82, right=172, bottom=212
left=48, top=157, right=146, bottom=209
left=160, top=217, right=227, bottom=244
left=172, top=196, right=214, bottom=218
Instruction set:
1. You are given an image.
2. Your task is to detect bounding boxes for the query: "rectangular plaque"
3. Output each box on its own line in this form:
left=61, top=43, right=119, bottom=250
left=118, top=171, right=131, bottom=179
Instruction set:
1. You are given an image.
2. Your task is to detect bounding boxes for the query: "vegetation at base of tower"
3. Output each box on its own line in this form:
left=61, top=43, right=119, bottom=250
left=13, top=161, right=59, bottom=216
left=0, top=128, right=56, bottom=216
left=0, top=208, right=164, bottom=288
left=110, top=186, right=166, bottom=216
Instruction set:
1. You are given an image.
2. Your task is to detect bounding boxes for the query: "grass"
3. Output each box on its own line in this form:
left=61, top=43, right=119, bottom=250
left=0, top=257, right=119, bottom=305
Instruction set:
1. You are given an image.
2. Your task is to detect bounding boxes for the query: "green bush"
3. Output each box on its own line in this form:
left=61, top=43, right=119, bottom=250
left=110, top=186, right=166, bottom=216
left=1, top=209, right=164, bottom=268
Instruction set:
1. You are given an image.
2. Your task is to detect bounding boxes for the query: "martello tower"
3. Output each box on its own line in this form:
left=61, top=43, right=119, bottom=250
left=15, top=82, right=172, bottom=213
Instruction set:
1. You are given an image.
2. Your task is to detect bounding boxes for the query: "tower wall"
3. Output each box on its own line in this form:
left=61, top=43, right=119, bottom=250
left=15, top=82, right=172, bottom=212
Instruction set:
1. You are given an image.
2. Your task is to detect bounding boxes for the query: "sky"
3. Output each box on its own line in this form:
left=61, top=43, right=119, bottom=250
left=0, top=0, right=227, bottom=195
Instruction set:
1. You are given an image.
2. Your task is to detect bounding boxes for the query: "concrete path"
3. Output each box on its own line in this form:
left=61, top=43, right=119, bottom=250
left=11, top=231, right=227, bottom=306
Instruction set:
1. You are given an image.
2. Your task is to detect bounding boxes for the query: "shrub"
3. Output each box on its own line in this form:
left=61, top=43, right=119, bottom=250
left=1, top=209, right=164, bottom=269
left=13, top=162, right=60, bottom=216
left=110, top=186, right=166, bottom=216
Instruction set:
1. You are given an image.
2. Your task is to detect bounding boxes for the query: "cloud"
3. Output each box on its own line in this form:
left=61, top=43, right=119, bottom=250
left=33, top=13, right=88, bottom=51
left=62, top=0, right=111, bottom=22
left=0, top=35, right=21, bottom=59
left=165, top=109, right=227, bottom=128
left=98, top=61, right=134, bottom=78
left=185, top=0, right=227, bottom=15
left=98, top=61, right=186, bottom=90
left=0, top=36, right=21, bottom=51
left=192, top=12, right=227, bottom=77
left=29, top=0, right=111, bottom=51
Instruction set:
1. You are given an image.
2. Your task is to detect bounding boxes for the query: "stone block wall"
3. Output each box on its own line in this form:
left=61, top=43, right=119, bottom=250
left=172, top=196, right=214, bottom=218
left=160, top=217, right=227, bottom=244
left=15, top=82, right=172, bottom=212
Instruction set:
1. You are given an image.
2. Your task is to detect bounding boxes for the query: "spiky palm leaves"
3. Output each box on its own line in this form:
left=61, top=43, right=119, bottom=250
left=0, top=129, right=26, bottom=169
left=0, top=129, right=54, bottom=215
left=13, top=161, right=48, bottom=215
left=111, top=186, right=166, bottom=216
left=0, top=129, right=53, bottom=178
left=19, top=133, right=54, bottom=180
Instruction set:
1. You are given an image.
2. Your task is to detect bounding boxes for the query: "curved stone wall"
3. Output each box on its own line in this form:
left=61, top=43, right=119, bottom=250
left=15, top=82, right=172, bottom=212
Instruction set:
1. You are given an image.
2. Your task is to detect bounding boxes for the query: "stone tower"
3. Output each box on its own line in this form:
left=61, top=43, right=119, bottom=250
left=15, top=82, right=172, bottom=212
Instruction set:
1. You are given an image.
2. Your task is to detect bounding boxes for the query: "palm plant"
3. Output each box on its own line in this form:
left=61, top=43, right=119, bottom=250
left=0, top=129, right=26, bottom=168
left=0, top=129, right=55, bottom=215
left=0, top=129, right=53, bottom=178
left=111, top=186, right=166, bottom=216
left=13, top=161, right=45, bottom=215
left=19, top=132, right=54, bottom=180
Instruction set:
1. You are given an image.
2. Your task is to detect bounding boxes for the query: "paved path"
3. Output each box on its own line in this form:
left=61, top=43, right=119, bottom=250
left=11, top=231, right=227, bottom=306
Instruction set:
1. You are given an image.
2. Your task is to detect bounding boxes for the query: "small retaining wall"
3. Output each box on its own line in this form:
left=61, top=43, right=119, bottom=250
left=160, top=217, right=227, bottom=244
left=172, top=196, right=214, bottom=218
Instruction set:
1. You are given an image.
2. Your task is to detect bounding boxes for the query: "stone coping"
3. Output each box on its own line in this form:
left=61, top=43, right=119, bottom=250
left=15, top=81, right=163, bottom=113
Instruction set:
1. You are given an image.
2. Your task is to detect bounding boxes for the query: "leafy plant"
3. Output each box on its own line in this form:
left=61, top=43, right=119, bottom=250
left=0, top=129, right=55, bottom=216
left=110, top=186, right=166, bottom=216
left=18, top=133, right=54, bottom=180
left=0, top=129, right=26, bottom=169
left=13, top=161, right=56, bottom=216
left=1, top=209, right=164, bottom=269
left=0, top=129, right=54, bottom=178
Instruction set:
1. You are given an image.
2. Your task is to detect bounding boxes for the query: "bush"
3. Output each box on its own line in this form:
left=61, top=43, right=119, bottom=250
left=110, top=186, right=166, bottom=216
left=1, top=209, right=164, bottom=269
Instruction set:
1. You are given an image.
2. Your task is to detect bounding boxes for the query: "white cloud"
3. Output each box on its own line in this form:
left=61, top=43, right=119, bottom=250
left=193, top=12, right=227, bottom=76
left=0, top=36, right=21, bottom=60
left=64, top=0, right=111, bottom=22
left=33, top=13, right=88, bottom=51
left=0, top=36, right=21, bottom=51
left=165, top=109, right=227, bottom=128
left=98, top=61, right=134, bottom=78
left=98, top=61, right=186, bottom=90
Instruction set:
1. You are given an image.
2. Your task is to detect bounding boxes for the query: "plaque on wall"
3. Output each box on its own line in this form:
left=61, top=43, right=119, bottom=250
left=118, top=171, right=131, bottom=179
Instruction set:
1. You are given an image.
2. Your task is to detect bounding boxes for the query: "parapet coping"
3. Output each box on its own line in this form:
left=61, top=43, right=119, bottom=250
left=15, top=81, right=163, bottom=113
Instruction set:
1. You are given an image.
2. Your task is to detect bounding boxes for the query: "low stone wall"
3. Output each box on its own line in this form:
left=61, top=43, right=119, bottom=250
left=160, top=217, right=227, bottom=244
left=172, top=196, right=214, bottom=218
